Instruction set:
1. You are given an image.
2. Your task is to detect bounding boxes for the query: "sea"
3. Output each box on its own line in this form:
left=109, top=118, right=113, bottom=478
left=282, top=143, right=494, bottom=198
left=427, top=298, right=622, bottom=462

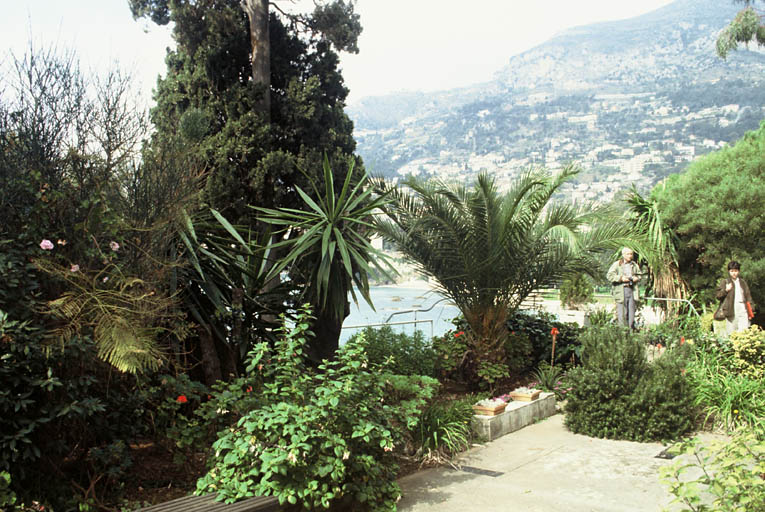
left=340, top=282, right=461, bottom=343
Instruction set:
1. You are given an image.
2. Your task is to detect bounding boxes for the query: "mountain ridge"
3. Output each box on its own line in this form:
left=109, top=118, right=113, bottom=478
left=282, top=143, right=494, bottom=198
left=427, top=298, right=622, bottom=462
left=348, top=0, right=765, bottom=202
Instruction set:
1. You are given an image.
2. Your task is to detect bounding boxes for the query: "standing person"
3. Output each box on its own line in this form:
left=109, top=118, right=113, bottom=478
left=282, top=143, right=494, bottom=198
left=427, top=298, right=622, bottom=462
left=715, top=261, right=754, bottom=335
left=607, top=247, right=642, bottom=329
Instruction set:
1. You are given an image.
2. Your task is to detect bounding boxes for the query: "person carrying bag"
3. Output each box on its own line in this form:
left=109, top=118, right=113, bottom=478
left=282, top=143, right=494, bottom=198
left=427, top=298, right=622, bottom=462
left=715, top=261, right=755, bottom=334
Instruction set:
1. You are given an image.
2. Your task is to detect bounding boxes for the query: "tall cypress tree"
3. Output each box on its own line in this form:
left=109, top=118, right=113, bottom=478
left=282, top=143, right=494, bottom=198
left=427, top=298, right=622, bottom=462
left=130, top=0, right=362, bottom=221
left=130, top=0, right=364, bottom=369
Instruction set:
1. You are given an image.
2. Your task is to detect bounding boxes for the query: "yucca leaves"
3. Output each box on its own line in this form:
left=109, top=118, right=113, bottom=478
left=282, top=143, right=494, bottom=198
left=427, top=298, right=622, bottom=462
left=254, top=155, right=395, bottom=323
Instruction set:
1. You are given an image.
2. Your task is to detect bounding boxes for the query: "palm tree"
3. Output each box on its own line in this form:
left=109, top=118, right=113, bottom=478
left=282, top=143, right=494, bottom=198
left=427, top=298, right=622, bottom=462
left=373, top=166, right=629, bottom=383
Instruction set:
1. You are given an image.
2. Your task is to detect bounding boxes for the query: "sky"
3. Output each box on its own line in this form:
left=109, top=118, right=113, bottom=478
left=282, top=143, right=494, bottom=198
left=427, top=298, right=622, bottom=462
left=2, top=0, right=676, bottom=106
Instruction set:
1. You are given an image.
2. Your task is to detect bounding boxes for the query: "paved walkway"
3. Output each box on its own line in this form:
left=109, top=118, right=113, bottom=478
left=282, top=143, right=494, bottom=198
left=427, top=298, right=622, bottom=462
left=397, top=413, right=682, bottom=512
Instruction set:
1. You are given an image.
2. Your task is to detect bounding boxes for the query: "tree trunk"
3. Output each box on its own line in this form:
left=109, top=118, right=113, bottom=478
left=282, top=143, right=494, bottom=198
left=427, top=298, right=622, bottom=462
left=241, top=0, right=270, bottom=116
left=308, top=303, right=349, bottom=364
left=198, top=326, right=223, bottom=385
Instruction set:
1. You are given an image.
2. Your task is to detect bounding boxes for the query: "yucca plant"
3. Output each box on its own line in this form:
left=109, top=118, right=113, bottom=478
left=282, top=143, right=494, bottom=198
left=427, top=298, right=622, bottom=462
left=623, top=187, right=690, bottom=317
left=177, top=207, right=290, bottom=380
left=255, top=155, right=396, bottom=361
left=374, top=166, right=632, bottom=386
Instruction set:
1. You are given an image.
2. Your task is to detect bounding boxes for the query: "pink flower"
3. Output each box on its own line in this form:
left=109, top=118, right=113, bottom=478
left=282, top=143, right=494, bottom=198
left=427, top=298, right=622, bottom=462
left=39, top=239, right=54, bottom=250
left=57, top=239, right=67, bottom=246
left=110, top=241, right=120, bottom=252
left=102, top=276, right=109, bottom=283
left=70, top=264, right=80, bottom=272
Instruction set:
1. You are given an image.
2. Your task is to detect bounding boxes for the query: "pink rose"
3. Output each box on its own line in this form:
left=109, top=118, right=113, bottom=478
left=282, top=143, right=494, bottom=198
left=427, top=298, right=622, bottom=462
left=70, top=264, right=80, bottom=272
left=40, top=239, right=54, bottom=250
left=110, top=241, right=120, bottom=252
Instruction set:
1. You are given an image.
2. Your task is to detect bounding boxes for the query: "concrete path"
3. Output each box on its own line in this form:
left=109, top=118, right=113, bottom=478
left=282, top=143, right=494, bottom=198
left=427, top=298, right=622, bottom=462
left=397, top=413, right=679, bottom=512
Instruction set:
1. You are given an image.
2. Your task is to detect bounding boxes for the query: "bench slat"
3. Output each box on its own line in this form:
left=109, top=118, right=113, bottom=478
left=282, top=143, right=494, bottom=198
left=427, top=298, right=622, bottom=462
left=135, top=493, right=280, bottom=512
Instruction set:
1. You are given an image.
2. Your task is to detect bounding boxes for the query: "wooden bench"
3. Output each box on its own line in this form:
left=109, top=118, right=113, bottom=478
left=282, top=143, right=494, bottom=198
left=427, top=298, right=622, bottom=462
left=135, top=493, right=281, bottom=512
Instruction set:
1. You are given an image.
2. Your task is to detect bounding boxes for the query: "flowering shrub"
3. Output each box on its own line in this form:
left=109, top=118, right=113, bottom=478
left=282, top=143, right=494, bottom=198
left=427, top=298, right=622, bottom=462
left=197, top=306, right=438, bottom=510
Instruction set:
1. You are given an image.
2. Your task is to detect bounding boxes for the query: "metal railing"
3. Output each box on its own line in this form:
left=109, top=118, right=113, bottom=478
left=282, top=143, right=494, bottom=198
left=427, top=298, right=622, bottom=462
left=642, top=297, right=701, bottom=318
left=341, top=319, right=435, bottom=339
left=341, top=297, right=454, bottom=339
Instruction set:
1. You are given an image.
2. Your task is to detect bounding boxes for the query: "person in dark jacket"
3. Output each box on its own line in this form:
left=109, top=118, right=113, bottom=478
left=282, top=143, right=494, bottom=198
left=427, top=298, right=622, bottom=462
left=715, top=261, right=754, bottom=335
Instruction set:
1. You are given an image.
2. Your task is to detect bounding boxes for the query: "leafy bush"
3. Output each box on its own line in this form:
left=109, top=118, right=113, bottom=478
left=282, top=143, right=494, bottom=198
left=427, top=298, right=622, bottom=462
left=587, top=308, right=613, bottom=327
left=685, top=343, right=765, bottom=431
left=0, top=309, right=152, bottom=509
left=197, top=307, right=439, bottom=510
left=432, top=329, right=469, bottom=379
left=349, top=325, right=437, bottom=377
left=506, top=310, right=583, bottom=368
left=559, top=273, right=594, bottom=310
left=504, top=331, right=533, bottom=375
left=415, top=396, right=476, bottom=459
left=660, top=424, right=765, bottom=511
left=729, top=324, right=765, bottom=379
left=564, top=326, right=694, bottom=441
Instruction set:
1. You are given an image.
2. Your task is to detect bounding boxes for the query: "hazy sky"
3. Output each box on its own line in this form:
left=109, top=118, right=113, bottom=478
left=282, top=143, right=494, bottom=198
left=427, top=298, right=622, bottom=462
left=2, top=0, right=676, bottom=106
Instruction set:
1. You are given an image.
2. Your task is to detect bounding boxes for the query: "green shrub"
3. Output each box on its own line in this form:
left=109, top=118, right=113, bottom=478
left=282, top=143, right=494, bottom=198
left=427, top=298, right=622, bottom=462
left=197, top=307, right=439, bottom=511
left=0, top=310, right=152, bottom=509
left=415, top=396, right=476, bottom=459
left=660, top=424, right=765, bottom=511
left=432, top=328, right=469, bottom=378
left=504, top=331, right=533, bottom=375
left=587, top=308, right=613, bottom=327
left=350, top=325, right=437, bottom=377
left=564, top=326, right=694, bottom=441
left=506, top=311, right=583, bottom=367
left=729, top=324, right=765, bottom=380
left=686, top=344, right=765, bottom=431
left=559, top=273, right=594, bottom=310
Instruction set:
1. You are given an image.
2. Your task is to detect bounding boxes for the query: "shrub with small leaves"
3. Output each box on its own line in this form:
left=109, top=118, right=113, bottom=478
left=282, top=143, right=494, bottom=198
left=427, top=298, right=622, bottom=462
left=349, top=325, right=437, bottom=377
left=564, top=326, right=694, bottom=441
left=197, top=306, right=438, bottom=510
left=729, top=324, right=765, bottom=379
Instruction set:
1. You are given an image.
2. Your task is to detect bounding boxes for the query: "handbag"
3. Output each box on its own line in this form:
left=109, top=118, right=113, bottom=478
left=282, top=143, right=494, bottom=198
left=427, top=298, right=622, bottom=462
left=746, top=301, right=754, bottom=320
left=713, top=304, right=726, bottom=321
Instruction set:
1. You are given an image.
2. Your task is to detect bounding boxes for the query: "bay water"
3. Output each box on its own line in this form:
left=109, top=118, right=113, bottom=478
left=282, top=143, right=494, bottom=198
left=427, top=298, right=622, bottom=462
left=340, top=283, right=460, bottom=343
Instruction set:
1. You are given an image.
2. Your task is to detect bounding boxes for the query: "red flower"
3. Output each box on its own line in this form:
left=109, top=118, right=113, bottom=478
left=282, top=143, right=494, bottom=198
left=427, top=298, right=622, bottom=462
left=246, top=386, right=253, bottom=393
left=454, top=331, right=465, bottom=338
left=657, top=343, right=663, bottom=350
left=176, top=395, right=188, bottom=404
left=551, top=327, right=560, bottom=337
left=680, top=336, right=685, bottom=345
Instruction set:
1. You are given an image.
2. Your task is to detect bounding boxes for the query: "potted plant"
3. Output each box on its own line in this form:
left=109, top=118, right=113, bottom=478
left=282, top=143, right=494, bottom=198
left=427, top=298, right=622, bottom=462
left=472, top=398, right=508, bottom=416
left=508, top=386, right=541, bottom=402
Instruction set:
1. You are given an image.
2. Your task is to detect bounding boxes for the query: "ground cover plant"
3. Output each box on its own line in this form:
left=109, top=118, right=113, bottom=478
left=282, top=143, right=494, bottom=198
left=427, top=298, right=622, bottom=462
left=684, top=328, right=765, bottom=431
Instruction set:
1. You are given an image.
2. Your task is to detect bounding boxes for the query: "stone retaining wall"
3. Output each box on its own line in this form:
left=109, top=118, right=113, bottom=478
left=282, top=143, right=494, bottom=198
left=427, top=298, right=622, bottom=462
left=471, top=392, right=556, bottom=441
